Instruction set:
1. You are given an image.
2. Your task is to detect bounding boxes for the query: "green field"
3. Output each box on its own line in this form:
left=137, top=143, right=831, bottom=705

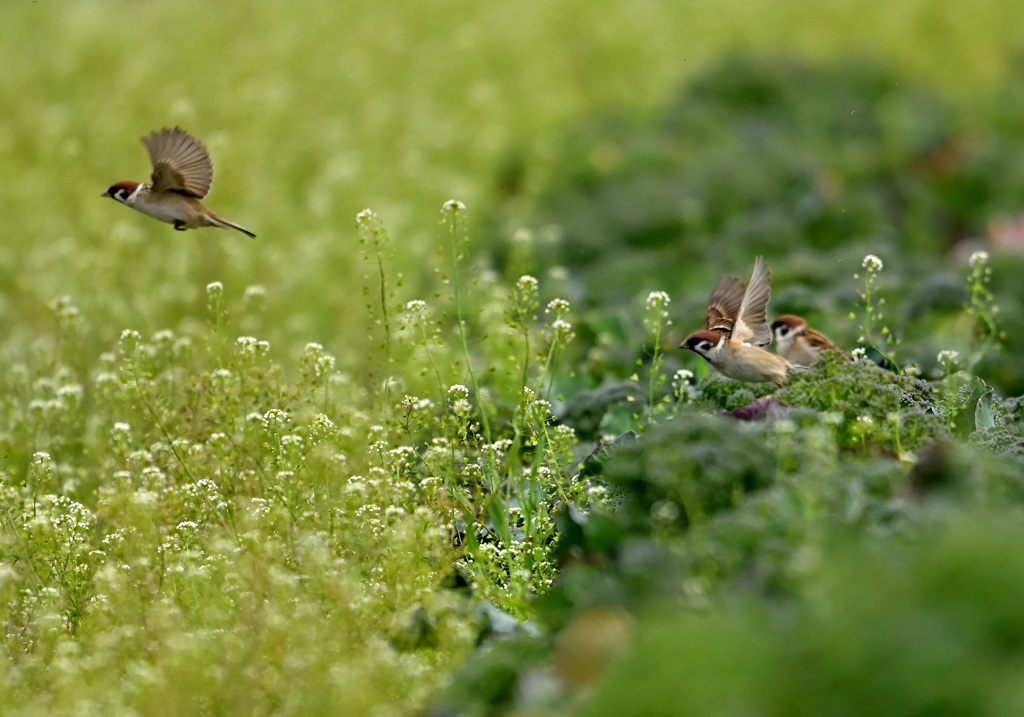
left=3, top=1, right=1024, bottom=715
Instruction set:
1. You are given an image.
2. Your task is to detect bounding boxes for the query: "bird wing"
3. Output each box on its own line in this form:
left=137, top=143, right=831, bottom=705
left=704, top=275, right=746, bottom=333
left=804, top=326, right=847, bottom=356
left=143, top=127, right=214, bottom=198
left=732, top=256, right=773, bottom=346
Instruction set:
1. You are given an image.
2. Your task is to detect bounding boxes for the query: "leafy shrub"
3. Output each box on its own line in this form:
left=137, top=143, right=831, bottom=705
left=779, top=352, right=948, bottom=453
left=580, top=512, right=1024, bottom=717
left=599, top=412, right=778, bottom=529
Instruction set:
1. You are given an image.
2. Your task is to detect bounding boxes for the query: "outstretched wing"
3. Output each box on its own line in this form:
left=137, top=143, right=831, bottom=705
left=705, top=275, right=745, bottom=333
left=143, top=127, right=214, bottom=198
left=731, top=256, right=773, bottom=346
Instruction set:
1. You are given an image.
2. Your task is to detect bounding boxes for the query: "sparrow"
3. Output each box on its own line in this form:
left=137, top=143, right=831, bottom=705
left=770, top=314, right=848, bottom=366
left=680, top=256, right=794, bottom=386
left=102, top=127, right=255, bottom=238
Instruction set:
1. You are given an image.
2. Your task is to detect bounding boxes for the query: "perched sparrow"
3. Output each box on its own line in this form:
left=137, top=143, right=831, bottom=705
left=102, top=127, right=255, bottom=238
left=680, top=256, right=794, bottom=386
left=770, top=314, right=847, bottom=366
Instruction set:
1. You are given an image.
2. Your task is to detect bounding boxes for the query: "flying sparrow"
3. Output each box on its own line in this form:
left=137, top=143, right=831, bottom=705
left=102, top=127, right=255, bottom=238
left=680, top=256, right=794, bottom=386
left=770, top=314, right=847, bottom=366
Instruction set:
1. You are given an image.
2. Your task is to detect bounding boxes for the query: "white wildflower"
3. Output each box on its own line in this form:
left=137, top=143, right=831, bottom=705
left=969, top=250, right=989, bottom=270
left=862, top=254, right=884, bottom=272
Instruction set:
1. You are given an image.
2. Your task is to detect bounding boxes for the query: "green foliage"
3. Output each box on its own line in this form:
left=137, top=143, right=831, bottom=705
left=432, top=253, right=1024, bottom=715
left=1, top=298, right=474, bottom=716
left=694, top=373, right=779, bottom=412
left=5, top=2, right=1024, bottom=714
left=0, top=215, right=598, bottom=714
left=601, top=414, right=778, bottom=529
left=779, top=352, right=947, bottom=454
left=487, top=55, right=1024, bottom=394
left=580, top=512, right=1024, bottom=717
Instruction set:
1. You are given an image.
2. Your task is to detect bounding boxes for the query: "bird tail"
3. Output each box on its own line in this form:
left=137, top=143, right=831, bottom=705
left=208, top=213, right=256, bottom=239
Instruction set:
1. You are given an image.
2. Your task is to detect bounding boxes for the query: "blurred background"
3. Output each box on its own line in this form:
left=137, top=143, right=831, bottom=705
left=3, top=0, right=1024, bottom=390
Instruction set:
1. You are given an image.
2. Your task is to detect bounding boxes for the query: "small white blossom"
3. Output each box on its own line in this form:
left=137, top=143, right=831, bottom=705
left=862, top=254, right=884, bottom=272
left=850, top=347, right=868, bottom=362
left=401, top=395, right=435, bottom=412
left=969, top=250, right=989, bottom=269
left=302, top=342, right=336, bottom=377
left=551, top=318, right=574, bottom=340
left=280, top=434, right=305, bottom=448
left=516, top=275, right=539, bottom=292
left=141, top=466, right=164, bottom=480
left=131, top=490, right=160, bottom=507
left=50, top=295, right=81, bottom=321
left=646, top=290, right=671, bottom=311
left=546, top=298, right=570, bottom=314
left=207, top=432, right=230, bottom=450
left=243, top=284, right=267, bottom=301
left=93, top=371, right=119, bottom=388
left=57, top=384, right=83, bottom=403
left=310, top=413, right=336, bottom=435
left=262, top=408, right=290, bottom=432
left=236, top=336, right=270, bottom=356
left=442, top=199, right=467, bottom=212
left=128, top=449, right=153, bottom=465
left=249, top=498, right=272, bottom=518
left=530, top=399, right=553, bottom=417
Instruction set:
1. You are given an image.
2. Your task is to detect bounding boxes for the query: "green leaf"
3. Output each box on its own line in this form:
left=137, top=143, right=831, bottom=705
left=975, top=386, right=995, bottom=432
left=486, top=495, right=513, bottom=547
left=953, top=377, right=995, bottom=438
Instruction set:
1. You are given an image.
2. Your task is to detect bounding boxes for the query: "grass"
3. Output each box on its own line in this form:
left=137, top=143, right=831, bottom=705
left=3, top=1, right=1024, bottom=715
